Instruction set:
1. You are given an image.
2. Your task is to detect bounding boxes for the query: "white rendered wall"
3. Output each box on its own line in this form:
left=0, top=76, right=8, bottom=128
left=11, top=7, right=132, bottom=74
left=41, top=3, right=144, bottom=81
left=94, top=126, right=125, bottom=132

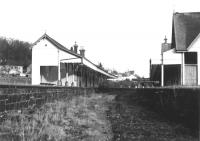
left=32, top=39, right=58, bottom=85
left=163, top=49, right=182, bottom=65
left=188, top=35, right=200, bottom=85
left=151, top=49, right=182, bottom=65
left=32, top=38, right=78, bottom=85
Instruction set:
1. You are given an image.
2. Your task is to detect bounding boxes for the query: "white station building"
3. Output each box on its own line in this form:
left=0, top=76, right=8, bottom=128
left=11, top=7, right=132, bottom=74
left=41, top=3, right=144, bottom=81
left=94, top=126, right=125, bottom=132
left=151, top=12, right=200, bottom=86
left=32, top=33, right=116, bottom=87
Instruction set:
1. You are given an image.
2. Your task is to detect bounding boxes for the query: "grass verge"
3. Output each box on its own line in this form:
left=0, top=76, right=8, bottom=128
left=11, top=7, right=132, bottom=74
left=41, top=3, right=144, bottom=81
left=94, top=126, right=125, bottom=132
left=0, top=93, right=114, bottom=141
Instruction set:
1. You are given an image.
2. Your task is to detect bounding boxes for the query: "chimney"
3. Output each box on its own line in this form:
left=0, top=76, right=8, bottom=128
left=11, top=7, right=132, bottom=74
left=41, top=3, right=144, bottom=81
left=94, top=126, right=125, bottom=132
left=161, top=36, right=171, bottom=53
left=70, top=46, right=73, bottom=52
left=79, top=47, right=85, bottom=57
left=73, top=41, right=78, bottom=54
left=164, top=35, right=167, bottom=44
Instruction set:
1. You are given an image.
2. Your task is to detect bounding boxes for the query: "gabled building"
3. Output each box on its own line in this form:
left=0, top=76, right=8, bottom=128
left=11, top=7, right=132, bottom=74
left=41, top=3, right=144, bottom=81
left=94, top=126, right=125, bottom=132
left=150, top=12, right=200, bottom=86
left=32, top=33, right=116, bottom=87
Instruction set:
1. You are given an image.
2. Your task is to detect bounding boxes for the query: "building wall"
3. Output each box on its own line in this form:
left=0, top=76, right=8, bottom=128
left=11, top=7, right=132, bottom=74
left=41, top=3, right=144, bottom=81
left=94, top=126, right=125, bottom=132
left=188, top=36, right=200, bottom=85
left=32, top=39, right=77, bottom=85
left=163, top=49, right=182, bottom=65
left=32, top=39, right=58, bottom=85
left=32, top=38, right=109, bottom=87
left=163, top=47, right=199, bottom=86
left=150, top=64, right=181, bottom=86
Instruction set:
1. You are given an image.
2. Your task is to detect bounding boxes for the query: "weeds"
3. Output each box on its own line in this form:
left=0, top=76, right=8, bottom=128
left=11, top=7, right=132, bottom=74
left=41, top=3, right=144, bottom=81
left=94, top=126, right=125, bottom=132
left=0, top=94, right=114, bottom=141
left=0, top=93, right=196, bottom=141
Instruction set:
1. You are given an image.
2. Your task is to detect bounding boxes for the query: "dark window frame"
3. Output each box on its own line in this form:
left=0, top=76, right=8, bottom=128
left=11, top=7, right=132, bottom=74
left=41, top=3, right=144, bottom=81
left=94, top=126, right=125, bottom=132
left=184, top=52, right=197, bottom=64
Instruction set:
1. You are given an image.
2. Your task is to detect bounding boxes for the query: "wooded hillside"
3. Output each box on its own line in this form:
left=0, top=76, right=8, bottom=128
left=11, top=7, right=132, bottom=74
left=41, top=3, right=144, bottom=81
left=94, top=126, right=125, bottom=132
left=0, top=37, right=31, bottom=67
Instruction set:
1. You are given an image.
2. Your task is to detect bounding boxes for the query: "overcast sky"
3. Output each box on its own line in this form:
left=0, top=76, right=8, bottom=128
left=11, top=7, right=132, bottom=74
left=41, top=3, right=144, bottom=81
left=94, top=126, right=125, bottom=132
left=0, top=0, right=199, bottom=77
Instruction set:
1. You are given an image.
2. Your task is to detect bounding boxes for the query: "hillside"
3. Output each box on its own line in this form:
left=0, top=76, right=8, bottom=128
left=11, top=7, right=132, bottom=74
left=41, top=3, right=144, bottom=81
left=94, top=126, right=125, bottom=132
left=0, top=37, right=32, bottom=67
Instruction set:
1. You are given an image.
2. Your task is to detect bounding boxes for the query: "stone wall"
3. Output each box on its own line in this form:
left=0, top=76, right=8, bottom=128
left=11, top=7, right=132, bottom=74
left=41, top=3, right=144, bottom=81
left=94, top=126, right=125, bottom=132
left=0, top=85, right=95, bottom=112
left=1, top=85, right=199, bottom=131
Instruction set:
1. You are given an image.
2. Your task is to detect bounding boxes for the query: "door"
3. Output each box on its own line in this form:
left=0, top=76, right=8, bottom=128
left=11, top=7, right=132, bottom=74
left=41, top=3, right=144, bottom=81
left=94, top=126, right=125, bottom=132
left=185, top=65, right=197, bottom=85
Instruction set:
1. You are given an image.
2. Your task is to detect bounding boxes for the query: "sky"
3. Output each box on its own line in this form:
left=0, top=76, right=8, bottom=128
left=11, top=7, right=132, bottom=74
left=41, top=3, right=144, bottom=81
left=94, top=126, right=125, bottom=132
left=0, top=0, right=200, bottom=77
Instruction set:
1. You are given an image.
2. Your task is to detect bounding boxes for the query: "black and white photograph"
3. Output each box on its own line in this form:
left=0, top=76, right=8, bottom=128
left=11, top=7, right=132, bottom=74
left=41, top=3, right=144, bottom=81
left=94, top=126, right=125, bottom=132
left=0, top=0, right=199, bottom=140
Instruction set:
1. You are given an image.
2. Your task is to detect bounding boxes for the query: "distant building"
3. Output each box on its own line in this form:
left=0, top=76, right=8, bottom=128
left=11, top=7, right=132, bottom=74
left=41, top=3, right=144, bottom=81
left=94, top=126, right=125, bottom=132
left=32, top=33, right=116, bottom=87
left=151, top=12, right=200, bottom=86
left=111, top=74, right=138, bottom=82
left=0, top=65, right=23, bottom=75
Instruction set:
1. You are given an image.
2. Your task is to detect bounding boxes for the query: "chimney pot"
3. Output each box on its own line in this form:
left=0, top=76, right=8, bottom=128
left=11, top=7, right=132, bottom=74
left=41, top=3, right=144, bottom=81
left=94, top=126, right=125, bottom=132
left=79, top=48, right=85, bottom=57
left=74, top=41, right=78, bottom=53
left=70, top=47, right=73, bottom=52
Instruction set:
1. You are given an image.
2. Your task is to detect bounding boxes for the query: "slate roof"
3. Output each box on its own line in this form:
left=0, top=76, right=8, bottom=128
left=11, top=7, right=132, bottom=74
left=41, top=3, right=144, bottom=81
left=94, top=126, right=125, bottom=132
left=171, top=12, right=200, bottom=51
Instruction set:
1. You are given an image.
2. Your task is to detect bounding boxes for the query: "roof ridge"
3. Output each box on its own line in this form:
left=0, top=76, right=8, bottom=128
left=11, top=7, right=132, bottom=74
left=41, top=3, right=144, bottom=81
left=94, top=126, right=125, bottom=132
left=32, top=33, right=82, bottom=58
left=32, top=33, right=116, bottom=79
left=174, top=12, right=200, bottom=14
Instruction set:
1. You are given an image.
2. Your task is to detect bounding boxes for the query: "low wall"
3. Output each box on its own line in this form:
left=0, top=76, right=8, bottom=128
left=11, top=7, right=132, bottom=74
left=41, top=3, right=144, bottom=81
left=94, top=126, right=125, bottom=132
left=98, top=87, right=200, bottom=130
left=0, top=84, right=95, bottom=113
left=0, top=77, right=31, bottom=85
left=1, top=85, right=199, bottom=131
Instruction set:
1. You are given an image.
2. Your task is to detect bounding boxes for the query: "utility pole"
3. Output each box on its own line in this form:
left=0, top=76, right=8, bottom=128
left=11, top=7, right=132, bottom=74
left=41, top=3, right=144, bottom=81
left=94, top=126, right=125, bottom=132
left=181, top=52, right=185, bottom=85
left=161, top=36, right=167, bottom=87
left=149, top=59, right=152, bottom=80
left=161, top=52, right=164, bottom=87
left=57, top=49, right=61, bottom=86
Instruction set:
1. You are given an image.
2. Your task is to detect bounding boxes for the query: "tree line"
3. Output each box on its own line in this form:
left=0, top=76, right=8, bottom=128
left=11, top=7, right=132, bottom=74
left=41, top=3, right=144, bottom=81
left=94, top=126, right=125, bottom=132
left=0, top=37, right=32, bottom=67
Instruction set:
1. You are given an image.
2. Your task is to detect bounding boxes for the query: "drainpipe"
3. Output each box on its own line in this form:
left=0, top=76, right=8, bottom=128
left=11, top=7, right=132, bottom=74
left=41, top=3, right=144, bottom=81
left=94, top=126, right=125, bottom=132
left=161, top=36, right=167, bottom=87
left=149, top=59, right=151, bottom=80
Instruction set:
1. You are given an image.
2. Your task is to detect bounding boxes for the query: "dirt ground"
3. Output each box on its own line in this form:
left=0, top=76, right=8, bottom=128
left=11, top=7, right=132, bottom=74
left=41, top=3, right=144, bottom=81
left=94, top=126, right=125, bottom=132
left=0, top=93, right=198, bottom=141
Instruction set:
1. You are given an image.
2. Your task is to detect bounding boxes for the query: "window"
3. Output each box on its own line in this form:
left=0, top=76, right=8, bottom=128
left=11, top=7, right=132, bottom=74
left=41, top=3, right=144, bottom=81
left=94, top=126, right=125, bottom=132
left=184, top=52, right=197, bottom=64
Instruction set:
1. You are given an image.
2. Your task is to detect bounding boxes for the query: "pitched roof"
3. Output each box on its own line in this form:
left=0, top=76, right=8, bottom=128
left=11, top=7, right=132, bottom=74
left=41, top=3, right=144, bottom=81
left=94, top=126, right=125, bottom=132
left=33, top=33, right=117, bottom=78
left=171, top=12, right=200, bottom=51
left=33, top=33, right=82, bottom=58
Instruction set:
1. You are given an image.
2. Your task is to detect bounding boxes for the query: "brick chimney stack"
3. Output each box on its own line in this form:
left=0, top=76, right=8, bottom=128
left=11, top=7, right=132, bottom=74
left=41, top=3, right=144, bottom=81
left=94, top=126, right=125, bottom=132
left=70, top=46, right=73, bottom=52
left=161, top=36, right=171, bottom=53
left=73, top=41, right=78, bottom=54
left=79, top=46, right=85, bottom=57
